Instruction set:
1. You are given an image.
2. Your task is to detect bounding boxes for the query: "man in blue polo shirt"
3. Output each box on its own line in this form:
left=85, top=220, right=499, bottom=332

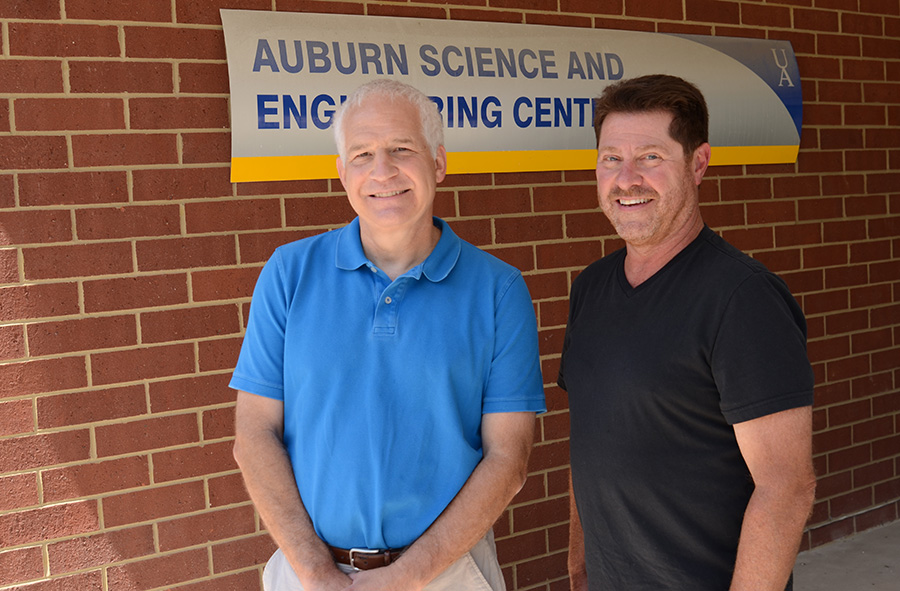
left=231, top=79, right=546, bottom=591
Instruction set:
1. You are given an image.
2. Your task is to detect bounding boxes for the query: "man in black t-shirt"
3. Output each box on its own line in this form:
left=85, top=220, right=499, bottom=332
left=559, top=75, right=816, bottom=591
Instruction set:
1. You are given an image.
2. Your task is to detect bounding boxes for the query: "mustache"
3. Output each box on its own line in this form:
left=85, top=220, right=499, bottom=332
left=608, top=186, right=659, bottom=199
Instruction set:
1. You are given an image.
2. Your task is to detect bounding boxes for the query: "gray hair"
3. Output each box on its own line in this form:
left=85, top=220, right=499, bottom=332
left=332, top=79, right=444, bottom=159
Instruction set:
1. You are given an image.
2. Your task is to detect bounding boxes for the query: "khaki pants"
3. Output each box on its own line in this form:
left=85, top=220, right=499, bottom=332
left=263, top=529, right=505, bottom=591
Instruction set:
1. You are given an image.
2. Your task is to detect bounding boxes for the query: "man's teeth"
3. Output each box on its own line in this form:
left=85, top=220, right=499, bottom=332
left=372, top=190, right=406, bottom=197
left=619, top=198, right=650, bottom=206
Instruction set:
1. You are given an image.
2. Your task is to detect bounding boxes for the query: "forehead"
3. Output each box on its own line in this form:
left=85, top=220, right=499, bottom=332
left=598, top=110, right=678, bottom=150
left=342, top=95, right=424, bottom=148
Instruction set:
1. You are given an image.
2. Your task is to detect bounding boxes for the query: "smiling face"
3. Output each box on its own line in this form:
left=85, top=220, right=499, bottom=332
left=596, top=110, right=710, bottom=252
left=336, top=94, right=447, bottom=241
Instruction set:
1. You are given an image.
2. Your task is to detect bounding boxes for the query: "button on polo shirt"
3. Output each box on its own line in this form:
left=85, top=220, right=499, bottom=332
left=230, top=217, right=545, bottom=550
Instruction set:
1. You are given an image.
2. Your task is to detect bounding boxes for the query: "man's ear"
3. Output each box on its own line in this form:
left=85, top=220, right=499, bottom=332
left=336, top=156, right=346, bottom=190
left=692, top=142, right=711, bottom=186
left=434, top=145, right=447, bottom=183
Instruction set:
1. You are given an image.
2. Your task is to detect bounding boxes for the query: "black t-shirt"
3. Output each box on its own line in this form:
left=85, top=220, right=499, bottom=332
left=559, top=226, right=814, bottom=590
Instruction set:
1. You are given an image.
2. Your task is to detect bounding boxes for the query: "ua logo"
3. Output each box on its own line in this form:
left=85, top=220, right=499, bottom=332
left=771, top=48, right=795, bottom=87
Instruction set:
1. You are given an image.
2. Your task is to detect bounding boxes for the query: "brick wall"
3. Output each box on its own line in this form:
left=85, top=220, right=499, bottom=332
left=1, top=1, right=898, bottom=589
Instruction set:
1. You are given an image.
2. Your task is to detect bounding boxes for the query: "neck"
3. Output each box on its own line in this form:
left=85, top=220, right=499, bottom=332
left=623, top=216, right=704, bottom=287
left=360, top=220, right=441, bottom=281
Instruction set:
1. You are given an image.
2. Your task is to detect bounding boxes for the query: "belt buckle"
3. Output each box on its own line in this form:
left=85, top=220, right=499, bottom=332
left=348, top=548, right=380, bottom=571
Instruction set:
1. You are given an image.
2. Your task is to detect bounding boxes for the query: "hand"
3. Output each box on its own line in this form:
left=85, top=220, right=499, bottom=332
left=346, top=563, right=426, bottom=591
left=301, top=566, right=354, bottom=591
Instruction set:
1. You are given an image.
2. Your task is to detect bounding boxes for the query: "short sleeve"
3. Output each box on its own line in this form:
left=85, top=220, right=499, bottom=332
left=482, top=272, right=546, bottom=414
left=713, top=272, right=814, bottom=424
left=229, top=252, right=289, bottom=400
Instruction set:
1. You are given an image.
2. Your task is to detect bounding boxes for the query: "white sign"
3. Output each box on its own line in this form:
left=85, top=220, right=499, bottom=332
left=221, top=10, right=802, bottom=182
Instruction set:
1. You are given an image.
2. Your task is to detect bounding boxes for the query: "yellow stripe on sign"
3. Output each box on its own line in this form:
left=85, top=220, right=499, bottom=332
left=230, top=155, right=339, bottom=182
left=230, top=145, right=799, bottom=183
left=710, top=145, right=799, bottom=166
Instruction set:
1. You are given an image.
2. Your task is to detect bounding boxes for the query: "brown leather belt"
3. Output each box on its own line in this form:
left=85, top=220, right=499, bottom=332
left=328, top=545, right=406, bottom=570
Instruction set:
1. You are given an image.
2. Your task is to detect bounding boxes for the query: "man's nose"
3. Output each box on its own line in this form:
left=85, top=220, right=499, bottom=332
left=370, top=150, right=398, bottom=180
left=615, top=160, right=643, bottom=189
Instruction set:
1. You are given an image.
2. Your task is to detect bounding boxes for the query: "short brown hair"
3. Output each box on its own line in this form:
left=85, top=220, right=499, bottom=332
left=593, top=74, right=709, bottom=155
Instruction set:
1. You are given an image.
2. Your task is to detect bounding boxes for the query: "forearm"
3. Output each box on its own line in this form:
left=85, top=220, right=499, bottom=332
left=729, top=482, right=815, bottom=591
left=568, top=473, right=588, bottom=591
left=233, top=407, right=348, bottom=589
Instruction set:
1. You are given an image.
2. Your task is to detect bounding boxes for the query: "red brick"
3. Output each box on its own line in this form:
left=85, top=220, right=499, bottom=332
left=125, top=26, right=225, bottom=60
left=70, top=61, right=174, bottom=93
left=528, top=439, right=570, bottom=473
left=0, top=209, right=72, bottom=246
left=96, top=413, right=199, bottom=457
left=103, top=481, right=205, bottom=528
left=23, top=242, right=133, bottom=280
left=9, top=23, right=120, bottom=57
left=0, top=175, right=12, bottom=208
left=135, top=235, right=237, bottom=272
left=72, top=133, right=178, bottom=167
left=15, top=98, right=125, bottom=131
left=202, top=406, right=235, bottom=440
left=0, top=59, right=63, bottom=93
left=27, top=315, right=137, bottom=356
left=828, top=399, right=872, bottom=427
left=0, top=356, right=87, bottom=399
left=497, top=530, right=547, bottom=565
left=831, top=489, right=874, bottom=518
left=47, top=526, right=155, bottom=575
left=0, top=398, right=33, bottom=436
left=199, top=337, right=242, bottom=372
left=827, top=354, right=871, bottom=382
left=742, top=3, right=791, bottom=27
left=536, top=240, right=603, bottom=271
left=43, top=456, right=151, bottom=502
left=158, top=504, right=255, bottom=551
left=825, top=265, right=868, bottom=290
left=185, top=199, right=282, bottom=234
left=83, top=274, right=189, bottom=313
left=284, top=195, right=356, bottom=227
left=853, top=417, right=895, bottom=445
left=804, top=244, right=848, bottom=268
left=0, top=250, right=16, bottom=285
left=0, top=324, right=25, bottom=361
left=107, top=547, right=209, bottom=589
left=211, top=534, right=277, bottom=573
left=208, top=473, right=250, bottom=507
left=170, top=570, right=261, bottom=591
left=141, top=304, right=241, bottom=344
left=149, top=373, right=234, bottom=413
left=533, top=184, right=598, bottom=213
left=852, top=372, right=894, bottom=398
left=238, top=231, right=317, bottom=263
left=183, top=131, right=231, bottom=164
left=192, top=267, right=261, bottom=303
left=685, top=0, right=739, bottom=23
left=66, top=0, right=172, bottom=21
left=90, top=343, right=196, bottom=387
left=0, top=545, right=43, bottom=586
left=460, top=187, right=531, bottom=217
left=0, top=472, right=39, bottom=511
left=37, top=385, right=147, bottom=429
left=18, top=171, right=128, bottom=207
left=132, top=167, right=233, bottom=202
left=130, top=97, right=229, bottom=130
left=481, top=245, right=533, bottom=272
left=515, top=550, right=568, bottom=587
left=176, top=0, right=270, bottom=23
left=626, top=1, right=682, bottom=18
left=0, top=282, right=80, bottom=321
left=76, top=205, right=181, bottom=241
left=495, top=215, right=564, bottom=244
left=0, top=136, right=68, bottom=170
left=178, top=62, right=230, bottom=94
left=0, top=499, right=100, bottom=546
left=153, top=440, right=236, bottom=483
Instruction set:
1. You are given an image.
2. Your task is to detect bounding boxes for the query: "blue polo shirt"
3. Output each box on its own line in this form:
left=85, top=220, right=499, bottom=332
left=230, top=217, right=545, bottom=550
